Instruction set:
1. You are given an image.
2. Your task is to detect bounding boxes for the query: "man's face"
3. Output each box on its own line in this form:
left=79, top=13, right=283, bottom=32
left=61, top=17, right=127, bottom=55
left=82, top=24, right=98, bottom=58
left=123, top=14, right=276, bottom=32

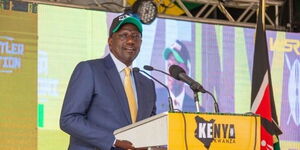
left=166, top=54, right=189, bottom=95
left=108, top=23, right=142, bottom=66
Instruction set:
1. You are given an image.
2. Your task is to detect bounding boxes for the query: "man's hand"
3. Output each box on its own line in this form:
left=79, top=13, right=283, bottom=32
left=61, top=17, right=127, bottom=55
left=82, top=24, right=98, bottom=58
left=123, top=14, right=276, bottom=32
left=115, top=139, right=135, bottom=150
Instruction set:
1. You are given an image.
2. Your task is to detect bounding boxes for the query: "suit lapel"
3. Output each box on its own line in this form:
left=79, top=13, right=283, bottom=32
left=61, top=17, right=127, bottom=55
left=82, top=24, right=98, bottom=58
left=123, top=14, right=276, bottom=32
left=103, top=55, right=131, bottom=123
left=134, top=71, right=146, bottom=121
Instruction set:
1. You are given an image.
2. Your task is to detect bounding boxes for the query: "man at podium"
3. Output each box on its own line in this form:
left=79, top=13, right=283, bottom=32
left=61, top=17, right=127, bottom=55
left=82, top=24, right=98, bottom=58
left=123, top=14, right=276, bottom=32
left=60, top=13, right=157, bottom=150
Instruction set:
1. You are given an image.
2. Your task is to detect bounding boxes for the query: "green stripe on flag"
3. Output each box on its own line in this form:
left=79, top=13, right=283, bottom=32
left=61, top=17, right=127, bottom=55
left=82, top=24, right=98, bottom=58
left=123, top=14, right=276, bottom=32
left=273, top=135, right=280, bottom=150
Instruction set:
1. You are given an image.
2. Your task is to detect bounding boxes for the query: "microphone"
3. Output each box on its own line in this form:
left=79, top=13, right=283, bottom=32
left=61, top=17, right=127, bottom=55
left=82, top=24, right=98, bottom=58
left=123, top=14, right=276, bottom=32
left=169, top=65, right=206, bottom=93
left=132, top=67, right=174, bottom=112
left=169, top=65, right=220, bottom=113
left=143, top=65, right=172, bottom=77
left=143, top=65, right=154, bottom=70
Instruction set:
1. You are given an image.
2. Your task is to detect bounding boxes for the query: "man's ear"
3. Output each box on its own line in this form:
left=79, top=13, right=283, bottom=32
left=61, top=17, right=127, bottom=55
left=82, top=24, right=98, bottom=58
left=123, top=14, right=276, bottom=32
left=108, top=37, right=112, bottom=48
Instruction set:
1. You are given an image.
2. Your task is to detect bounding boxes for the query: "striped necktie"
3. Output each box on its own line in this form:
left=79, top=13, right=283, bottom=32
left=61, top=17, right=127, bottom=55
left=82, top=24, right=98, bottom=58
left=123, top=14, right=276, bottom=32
left=124, top=67, right=137, bottom=123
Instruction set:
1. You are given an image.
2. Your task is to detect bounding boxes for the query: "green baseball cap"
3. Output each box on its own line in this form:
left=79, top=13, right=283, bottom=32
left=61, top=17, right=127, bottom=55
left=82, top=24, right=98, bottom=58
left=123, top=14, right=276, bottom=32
left=109, top=13, right=143, bottom=37
left=163, top=40, right=190, bottom=65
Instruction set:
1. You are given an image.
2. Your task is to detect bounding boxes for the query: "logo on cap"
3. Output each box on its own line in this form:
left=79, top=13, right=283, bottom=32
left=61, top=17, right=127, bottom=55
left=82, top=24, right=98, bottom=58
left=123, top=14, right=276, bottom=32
left=170, top=42, right=182, bottom=52
left=118, top=14, right=132, bottom=21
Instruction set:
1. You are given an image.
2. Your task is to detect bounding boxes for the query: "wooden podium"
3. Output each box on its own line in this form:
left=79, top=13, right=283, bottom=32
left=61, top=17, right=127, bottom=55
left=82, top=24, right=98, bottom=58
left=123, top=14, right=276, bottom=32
left=114, top=112, right=260, bottom=150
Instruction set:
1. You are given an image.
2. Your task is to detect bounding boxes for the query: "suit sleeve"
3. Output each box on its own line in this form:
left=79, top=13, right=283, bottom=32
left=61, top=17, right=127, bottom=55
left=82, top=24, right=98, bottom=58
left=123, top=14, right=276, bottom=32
left=60, top=62, right=114, bottom=150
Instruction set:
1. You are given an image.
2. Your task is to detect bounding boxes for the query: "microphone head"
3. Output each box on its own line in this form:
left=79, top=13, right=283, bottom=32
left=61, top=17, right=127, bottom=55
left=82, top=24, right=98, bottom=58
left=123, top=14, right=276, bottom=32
left=143, top=65, right=154, bottom=71
left=169, top=65, right=186, bottom=80
left=132, top=67, right=140, bottom=72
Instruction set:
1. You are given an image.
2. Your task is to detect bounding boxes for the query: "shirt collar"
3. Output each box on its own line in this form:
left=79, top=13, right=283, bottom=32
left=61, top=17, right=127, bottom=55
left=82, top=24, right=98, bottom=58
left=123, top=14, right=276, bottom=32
left=170, top=88, right=186, bottom=110
left=110, top=53, right=132, bottom=73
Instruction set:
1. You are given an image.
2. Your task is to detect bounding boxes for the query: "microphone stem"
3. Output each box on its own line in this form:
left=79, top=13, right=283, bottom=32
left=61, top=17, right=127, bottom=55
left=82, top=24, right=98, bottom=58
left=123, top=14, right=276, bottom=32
left=193, top=92, right=201, bottom=113
left=154, top=69, right=172, bottom=77
left=168, top=96, right=174, bottom=112
left=206, top=91, right=220, bottom=113
left=139, top=70, right=174, bottom=112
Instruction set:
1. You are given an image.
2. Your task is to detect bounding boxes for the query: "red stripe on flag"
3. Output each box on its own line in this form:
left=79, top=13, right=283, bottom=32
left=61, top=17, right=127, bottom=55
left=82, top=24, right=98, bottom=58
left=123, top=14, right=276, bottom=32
left=255, top=84, right=272, bottom=121
left=261, top=126, right=273, bottom=150
left=255, top=83, right=274, bottom=150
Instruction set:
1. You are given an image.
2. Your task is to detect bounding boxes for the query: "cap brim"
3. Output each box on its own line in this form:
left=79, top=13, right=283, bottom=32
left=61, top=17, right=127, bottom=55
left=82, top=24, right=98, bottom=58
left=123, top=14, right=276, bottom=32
left=112, top=17, right=143, bottom=34
left=163, top=48, right=184, bottom=63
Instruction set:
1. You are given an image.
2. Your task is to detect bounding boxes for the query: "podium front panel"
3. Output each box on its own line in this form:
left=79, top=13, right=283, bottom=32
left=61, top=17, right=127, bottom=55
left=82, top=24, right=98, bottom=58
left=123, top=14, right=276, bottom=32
left=168, top=113, right=260, bottom=150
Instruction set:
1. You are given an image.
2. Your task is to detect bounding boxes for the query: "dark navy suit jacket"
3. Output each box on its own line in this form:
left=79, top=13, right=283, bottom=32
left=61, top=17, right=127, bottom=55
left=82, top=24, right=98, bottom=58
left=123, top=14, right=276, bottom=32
left=60, top=55, right=156, bottom=150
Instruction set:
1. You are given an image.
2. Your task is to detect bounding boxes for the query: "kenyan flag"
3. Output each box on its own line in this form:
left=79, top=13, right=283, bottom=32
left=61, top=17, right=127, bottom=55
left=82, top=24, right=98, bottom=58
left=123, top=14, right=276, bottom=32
left=250, top=0, right=282, bottom=150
